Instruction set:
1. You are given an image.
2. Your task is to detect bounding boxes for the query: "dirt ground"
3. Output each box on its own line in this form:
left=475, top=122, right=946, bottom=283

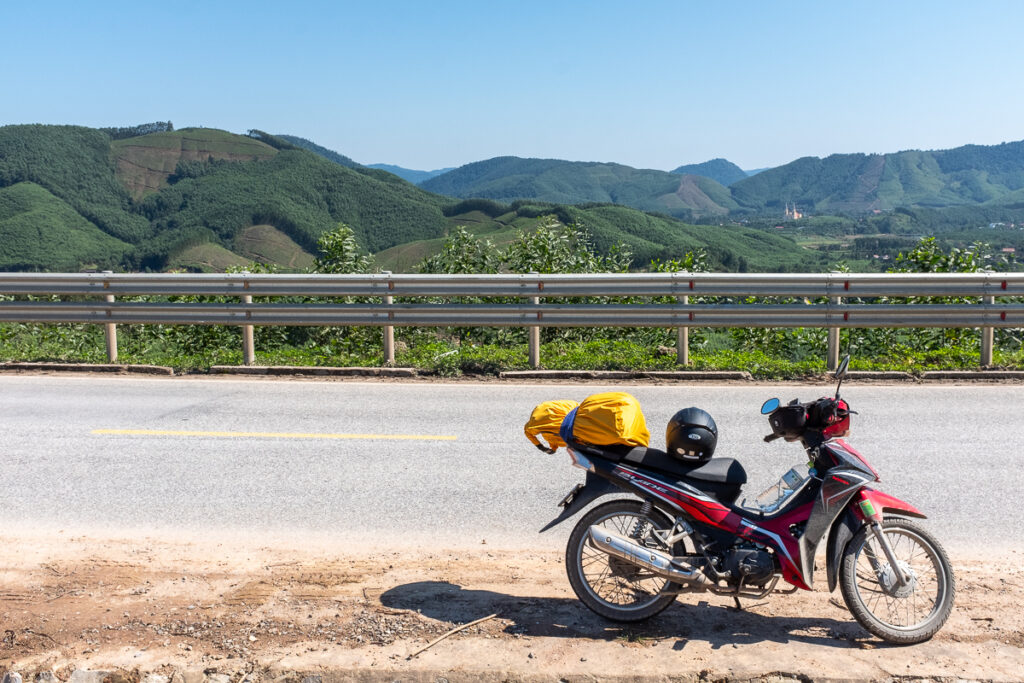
left=2, top=531, right=1023, bottom=682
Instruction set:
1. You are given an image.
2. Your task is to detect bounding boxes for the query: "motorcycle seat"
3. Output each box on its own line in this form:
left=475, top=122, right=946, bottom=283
left=573, top=443, right=747, bottom=504
left=622, top=447, right=747, bottom=486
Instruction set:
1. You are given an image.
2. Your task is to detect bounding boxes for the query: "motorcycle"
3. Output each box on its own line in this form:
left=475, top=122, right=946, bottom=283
left=540, top=356, right=955, bottom=644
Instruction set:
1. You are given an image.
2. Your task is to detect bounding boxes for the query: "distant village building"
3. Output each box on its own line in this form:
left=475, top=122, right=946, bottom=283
left=784, top=202, right=802, bottom=220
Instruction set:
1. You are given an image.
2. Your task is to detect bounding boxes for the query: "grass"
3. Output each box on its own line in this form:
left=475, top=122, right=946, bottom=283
left=2, top=309, right=1022, bottom=377
left=232, top=224, right=315, bottom=271
left=373, top=237, right=446, bottom=273
left=168, top=242, right=251, bottom=272
left=2, top=322, right=1019, bottom=378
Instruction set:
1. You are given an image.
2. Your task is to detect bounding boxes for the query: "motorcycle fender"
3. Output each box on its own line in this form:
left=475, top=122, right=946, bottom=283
left=826, top=508, right=861, bottom=593
left=825, top=490, right=929, bottom=592
left=860, top=488, right=927, bottom=520
left=539, top=471, right=618, bottom=533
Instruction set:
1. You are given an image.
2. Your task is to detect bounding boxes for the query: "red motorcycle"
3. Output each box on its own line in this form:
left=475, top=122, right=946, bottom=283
left=542, top=357, right=955, bottom=644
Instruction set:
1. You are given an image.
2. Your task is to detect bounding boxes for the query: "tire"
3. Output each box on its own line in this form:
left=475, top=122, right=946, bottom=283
left=839, top=517, right=955, bottom=644
left=565, top=498, right=680, bottom=622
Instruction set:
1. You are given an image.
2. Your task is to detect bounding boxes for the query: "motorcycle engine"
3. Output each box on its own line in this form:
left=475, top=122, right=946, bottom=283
left=724, top=547, right=775, bottom=585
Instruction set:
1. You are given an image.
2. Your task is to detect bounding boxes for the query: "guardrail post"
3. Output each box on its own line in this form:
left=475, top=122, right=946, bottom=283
left=677, top=294, right=689, bottom=366
left=382, top=271, right=395, bottom=365
left=981, top=294, right=994, bottom=367
left=241, top=272, right=255, bottom=366
left=241, top=292, right=255, bottom=366
left=827, top=295, right=841, bottom=372
left=102, top=271, right=117, bottom=363
left=529, top=272, right=541, bottom=369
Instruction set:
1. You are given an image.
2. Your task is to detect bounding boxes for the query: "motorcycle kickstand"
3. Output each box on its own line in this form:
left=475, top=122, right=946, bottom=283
left=732, top=578, right=746, bottom=610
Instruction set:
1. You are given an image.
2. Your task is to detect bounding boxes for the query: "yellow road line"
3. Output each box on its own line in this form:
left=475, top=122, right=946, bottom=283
left=91, top=429, right=457, bottom=441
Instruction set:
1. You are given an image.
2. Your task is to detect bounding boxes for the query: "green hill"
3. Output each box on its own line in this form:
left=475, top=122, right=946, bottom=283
left=730, top=141, right=1024, bottom=213
left=0, top=124, right=152, bottom=243
left=556, top=203, right=812, bottom=271
left=135, top=146, right=449, bottom=268
left=0, top=124, right=452, bottom=271
left=372, top=198, right=824, bottom=273
left=417, top=142, right=1024, bottom=220
left=112, top=128, right=278, bottom=200
left=420, top=156, right=735, bottom=218
left=670, top=158, right=749, bottom=186
left=0, top=182, right=130, bottom=270
left=0, top=123, right=842, bottom=274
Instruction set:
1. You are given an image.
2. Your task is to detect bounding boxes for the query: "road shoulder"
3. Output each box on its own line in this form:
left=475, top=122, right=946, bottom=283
left=2, top=532, right=1022, bottom=681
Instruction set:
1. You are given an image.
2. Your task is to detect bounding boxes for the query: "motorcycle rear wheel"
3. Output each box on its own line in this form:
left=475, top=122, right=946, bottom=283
left=839, top=517, right=955, bottom=644
left=565, top=498, right=680, bottom=622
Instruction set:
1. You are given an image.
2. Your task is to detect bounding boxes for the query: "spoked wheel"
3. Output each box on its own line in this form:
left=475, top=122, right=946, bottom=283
left=839, top=517, right=955, bottom=644
left=565, top=499, right=680, bottom=622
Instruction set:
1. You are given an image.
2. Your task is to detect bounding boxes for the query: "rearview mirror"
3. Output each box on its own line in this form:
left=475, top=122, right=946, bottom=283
left=834, top=354, right=850, bottom=379
left=760, top=398, right=780, bottom=415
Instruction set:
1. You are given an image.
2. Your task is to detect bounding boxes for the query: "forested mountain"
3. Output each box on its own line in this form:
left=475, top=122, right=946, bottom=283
left=0, top=124, right=823, bottom=273
left=670, top=158, right=749, bottom=186
left=0, top=125, right=450, bottom=270
left=15, top=123, right=1020, bottom=275
left=730, top=141, right=1024, bottom=213
left=419, top=142, right=1024, bottom=218
left=420, top=156, right=738, bottom=218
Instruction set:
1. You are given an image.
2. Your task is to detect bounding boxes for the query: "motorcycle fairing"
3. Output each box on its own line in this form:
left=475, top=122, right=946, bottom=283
left=797, top=467, right=877, bottom=586
left=607, top=462, right=814, bottom=588
left=608, top=459, right=884, bottom=590
left=823, top=439, right=880, bottom=482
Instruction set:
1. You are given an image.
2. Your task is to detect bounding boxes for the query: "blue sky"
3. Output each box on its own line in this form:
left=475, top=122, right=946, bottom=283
left=3, top=1, right=1022, bottom=171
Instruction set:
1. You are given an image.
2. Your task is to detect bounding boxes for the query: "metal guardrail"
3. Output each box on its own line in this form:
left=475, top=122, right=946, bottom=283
left=1, top=271, right=1023, bottom=296
left=0, top=301, right=1022, bottom=328
left=0, top=272, right=1020, bottom=369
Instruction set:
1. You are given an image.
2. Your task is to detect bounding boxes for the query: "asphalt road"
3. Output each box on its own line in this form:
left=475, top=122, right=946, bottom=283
left=1, top=374, right=1021, bottom=552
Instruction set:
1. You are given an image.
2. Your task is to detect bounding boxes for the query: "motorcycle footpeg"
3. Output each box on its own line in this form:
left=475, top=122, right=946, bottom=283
left=559, top=483, right=585, bottom=509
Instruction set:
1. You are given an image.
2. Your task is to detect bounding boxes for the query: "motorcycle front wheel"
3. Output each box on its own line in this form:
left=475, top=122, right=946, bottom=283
left=565, top=498, right=680, bottom=622
left=839, top=517, right=955, bottom=644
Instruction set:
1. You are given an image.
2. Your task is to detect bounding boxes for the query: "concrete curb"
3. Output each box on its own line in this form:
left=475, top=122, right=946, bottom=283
left=209, top=365, right=418, bottom=377
left=921, top=370, right=1024, bottom=380
left=498, top=369, right=752, bottom=380
left=0, top=362, right=174, bottom=375
left=845, top=371, right=915, bottom=380
left=640, top=370, right=753, bottom=380
left=499, top=370, right=634, bottom=380
left=2, top=362, right=1023, bottom=382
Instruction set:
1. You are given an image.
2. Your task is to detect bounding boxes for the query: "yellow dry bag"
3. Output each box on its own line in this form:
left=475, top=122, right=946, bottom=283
left=524, top=399, right=579, bottom=453
left=569, top=392, right=650, bottom=448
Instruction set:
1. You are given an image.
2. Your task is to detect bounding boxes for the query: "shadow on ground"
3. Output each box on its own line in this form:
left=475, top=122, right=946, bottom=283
left=380, top=581, right=873, bottom=650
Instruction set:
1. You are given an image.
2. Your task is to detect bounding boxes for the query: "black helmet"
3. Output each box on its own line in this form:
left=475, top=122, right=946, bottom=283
left=666, top=407, right=718, bottom=463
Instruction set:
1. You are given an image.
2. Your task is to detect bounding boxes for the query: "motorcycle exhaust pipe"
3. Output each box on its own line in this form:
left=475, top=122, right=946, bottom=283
left=587, top=525, right=709, bottom=585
